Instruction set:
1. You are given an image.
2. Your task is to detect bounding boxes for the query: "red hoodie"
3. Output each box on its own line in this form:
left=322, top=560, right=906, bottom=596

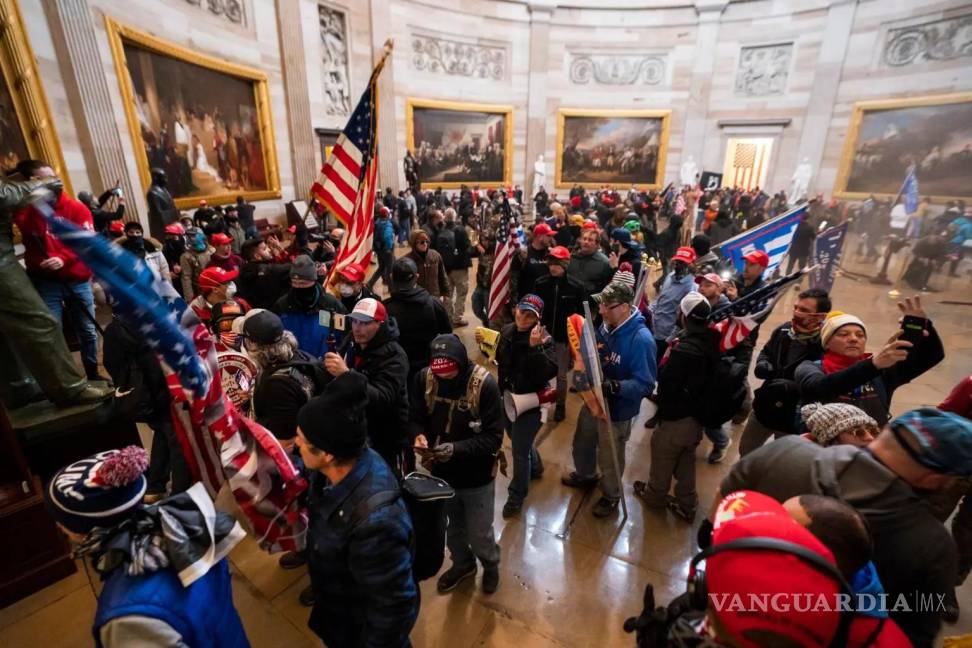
left=14, top=192, right=94, bottom=283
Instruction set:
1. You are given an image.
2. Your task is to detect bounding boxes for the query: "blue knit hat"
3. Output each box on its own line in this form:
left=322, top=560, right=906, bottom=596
left=889, top=407, right=972, bottom=476
left=44, top=447, right=149, bottom=534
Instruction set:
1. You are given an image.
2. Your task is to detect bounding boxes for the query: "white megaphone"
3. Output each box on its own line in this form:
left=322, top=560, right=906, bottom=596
left=504, top=387, right=558, bottom=420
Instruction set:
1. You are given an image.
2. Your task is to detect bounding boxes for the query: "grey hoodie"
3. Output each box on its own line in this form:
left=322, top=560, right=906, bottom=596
left=722, top=435, right=954, bottom=648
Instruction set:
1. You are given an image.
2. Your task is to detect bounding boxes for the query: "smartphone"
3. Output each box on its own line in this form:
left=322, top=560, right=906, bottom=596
left=900, top=315, right=925, bottom=347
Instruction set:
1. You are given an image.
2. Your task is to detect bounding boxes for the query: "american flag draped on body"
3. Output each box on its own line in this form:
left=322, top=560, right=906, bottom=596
left=39, top=202, right=307, bottom=553
left=487, top=196, right=522, bottom=322
left=311, top=41, right=392, bottom=281
left=708, top=268, right=808, bottom=353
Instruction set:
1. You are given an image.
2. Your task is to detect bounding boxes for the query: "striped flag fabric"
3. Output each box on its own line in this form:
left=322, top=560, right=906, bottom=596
left=717, top=204, right=806, bottom=277
left=708, top=268, right=807, bottom=353
left=40, top=203, right=307, bottom=553
left=487, top=196, right=522, bottom=322
left=311, top=54, right=388, bottom=280
left=902, top=164, right=919, bottom=215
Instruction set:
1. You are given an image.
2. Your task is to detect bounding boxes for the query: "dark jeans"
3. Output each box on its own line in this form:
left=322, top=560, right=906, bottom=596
left=446, top=481, right=500, bottom=569
left=704, top=424, right=729, bottom=449
left=33, top=277, right=99, bottom=367
left=505, top=408, right=543, bottom=506
left=397, top=217, right=412, bottom=245
left=367, top=249, right=395, bottom=292
left=472, top=286, right=488, bottom=324
left=145, top=420, right=192, bottom=495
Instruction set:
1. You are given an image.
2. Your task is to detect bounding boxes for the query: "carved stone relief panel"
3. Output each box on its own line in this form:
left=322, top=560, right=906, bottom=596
left=184, top=0, right=245, bottom=25
left=410, top=32, right=506, bottom=81
left=734, top=42, right=793, bottom=97
left=319, top=3, right=351, bottom=116
left=882, top=13, right=972, bottom=68
left=568, top=53, right=667, bottom=86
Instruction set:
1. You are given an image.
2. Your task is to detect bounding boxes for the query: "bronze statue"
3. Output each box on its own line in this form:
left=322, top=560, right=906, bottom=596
left=146, top=167, right=180, bottom=240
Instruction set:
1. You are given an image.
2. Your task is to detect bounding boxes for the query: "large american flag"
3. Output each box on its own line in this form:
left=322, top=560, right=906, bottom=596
left=717, top=204, right=806, bottom=278
left=311, top=52, right=388, bottom=279
left=487, top=195, right=522, bottom=322
left=40, top=202, right=307, bottom=553
left=708, top=268, right=807, bottom=353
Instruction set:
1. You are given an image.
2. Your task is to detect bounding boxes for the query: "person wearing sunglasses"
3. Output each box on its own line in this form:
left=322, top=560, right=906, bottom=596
left=739, top=288, right=831, bottom=457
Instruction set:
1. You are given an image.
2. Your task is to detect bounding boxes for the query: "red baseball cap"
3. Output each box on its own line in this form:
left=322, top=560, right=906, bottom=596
left=547, top=246, right=571, bottom=261
left=695, top=272, right=723, bottom=288
left=109, top=221, right=124, bottom=234
left=706, top=491, right=842, bottom=647
left=337, top=263, right=365, bottom=283
left=198, top=266, right=239, bottom=292
left=743, top=249, right=770, bottom=267
left=533, top=222, right=555, bottom=237
left=348, top=297, right=386, bottom=323
left=581, top=221, right=600, bottom=231
left=210, top=233, right=233, bottom=246
left=570, top=195, right=581, bottom=208
left=671, top=246, right=697, bottom=264
left=164, top=223, right=185, bottom=235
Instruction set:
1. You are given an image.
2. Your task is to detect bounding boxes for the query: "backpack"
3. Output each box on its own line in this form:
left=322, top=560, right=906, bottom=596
left=433, top=226, right=458, bottom=270
left=694, top=356, right=748, bottom=428
left=350, top=472, right=455, bottom=582
left=252, top=358, right=328, bottom=418
left=423, top=364, right=490, bottom=433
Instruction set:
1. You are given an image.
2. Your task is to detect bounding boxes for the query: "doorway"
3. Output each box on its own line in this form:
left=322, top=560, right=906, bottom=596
left=721, top=137, right=773, bottom=190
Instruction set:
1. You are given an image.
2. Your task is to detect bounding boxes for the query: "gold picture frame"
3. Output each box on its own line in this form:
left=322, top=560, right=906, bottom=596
left=834, top=92, right=972, bottom=202
left=0, top=0, right=71, bottom=192
left=405, top=98, right=513, bottom=189
left=555, top=108, right=670, bottom=190
left=105, top=17, right=280, bottom=209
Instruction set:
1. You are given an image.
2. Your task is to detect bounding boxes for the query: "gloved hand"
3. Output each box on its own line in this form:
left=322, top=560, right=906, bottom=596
left=430, top=443, right=454, bottom=463
left=754, top=360, right=774, bottom=380
left=601, top=379, right=621, bottom=398
left=696, top=518, right=713, bottom=550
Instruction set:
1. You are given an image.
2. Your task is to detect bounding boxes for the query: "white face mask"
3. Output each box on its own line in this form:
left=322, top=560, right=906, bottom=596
left=338, top=284, right=355, bottom=297
left=226, top=281, right=237, bottom=298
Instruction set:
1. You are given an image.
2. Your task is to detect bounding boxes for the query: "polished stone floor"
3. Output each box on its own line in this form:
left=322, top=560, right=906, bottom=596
left=2, top=236, right=970, bottom=647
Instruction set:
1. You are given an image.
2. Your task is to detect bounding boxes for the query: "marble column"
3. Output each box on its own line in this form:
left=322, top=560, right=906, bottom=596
left=275, top=0, right=317, bottom=199
left=523, top=0, right=555, bottom=221
left=681, top=0, right=729, bottom=175
left=42, top=0, right=137, bottom=216
left=370, top=0, right=401, bottom=191
left=794, top=0, right=857, bottom=196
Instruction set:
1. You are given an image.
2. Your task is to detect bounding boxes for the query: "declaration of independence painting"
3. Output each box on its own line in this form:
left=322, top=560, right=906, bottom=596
left=556, top=109, right=670, bottom=189
left=106, top=19, right=280, bottom=207
left=835, top=93, right=972, bottom=201
left=406, top=98, right=513, bottom=189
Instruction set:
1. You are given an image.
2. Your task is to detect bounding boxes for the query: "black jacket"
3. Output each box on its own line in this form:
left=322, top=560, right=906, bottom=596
left=789, top=220, right=817, bottom=257
left=532, top=273, right=587, bottom=343
left=238, top=260, right=293, bottom=310
left=337, top=319, right=410, bottom=459
left=656, top=326, right=721, bottom=421
left=515, top=245, right=550, bottom=299
left=495, top=323, right=557, bottom=396
left=754, top=323, right=824, bottom=382
left=451, top=223, right=472, bottom=270
left=795, top=321, right=944, bottom=426
left=102, top=317, right=169, bottom=423
left=408, top=337, right=503, bottom=489
left=252, top=350, right=328, bottom=440
left=339, top=285, right=378, bottom=313
left=383, top=286, right=452, bottom=379
left=235, top=201, right=255, bottom=231
left=145, top=184, right=179, bottom=240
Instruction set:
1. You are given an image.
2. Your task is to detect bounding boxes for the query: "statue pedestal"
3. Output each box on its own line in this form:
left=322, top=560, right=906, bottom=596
left=0, top=387, right=141, bottom=607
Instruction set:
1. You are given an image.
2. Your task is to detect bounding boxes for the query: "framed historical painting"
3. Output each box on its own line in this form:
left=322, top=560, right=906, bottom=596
left=834, top=93, right=972, bottom=202
left=555, top=108, right=671, bottom=189
left=105, top=18, right=280, bottom=208
left=0, top=0, right=71, bottom=190
left=405, top=98, right=513, bottom=189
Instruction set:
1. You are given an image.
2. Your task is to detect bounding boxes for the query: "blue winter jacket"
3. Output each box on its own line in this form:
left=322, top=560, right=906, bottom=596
left=598, top=309, right=657, bottom=422
left=93, top=559, right=248, bottom=648
left=273, top=286, right=346, bottom=358
left=649, top=272, right=697, bottom=340
left=306, top=448, right=419, bottom=647
left=374, top=216, right=395, bottom=251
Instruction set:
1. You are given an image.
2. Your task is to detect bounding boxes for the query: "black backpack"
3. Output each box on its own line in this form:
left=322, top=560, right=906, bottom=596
left=351, top=472, right=455, bottom=582
left=433, top=226, right=458, bottom=270
left=694, top=356, right=748, bottom=428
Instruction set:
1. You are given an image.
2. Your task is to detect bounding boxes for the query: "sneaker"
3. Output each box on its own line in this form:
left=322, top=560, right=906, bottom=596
left=482, top=565, right=499, bottom=594
left=501, top=501, right=522, bottom=518
left=57, top=383, right=113, bottom=407
left=437, top=564, right=477, bottom=593
left=707, top=439, right=732, bottom=464
left=667, top=499, right=696, bottom=523
left=561, top=471, right=600, bottom=489
left=554, top=403, right=566, bottom=422
left=298, top=585, right=315, bottom=607
left=592, top=496, right=619, bottom=518
left=278, top=550, right=307, bottom=570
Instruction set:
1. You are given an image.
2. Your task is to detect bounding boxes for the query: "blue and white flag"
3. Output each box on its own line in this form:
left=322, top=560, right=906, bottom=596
left=716, top=204, right=806, bottom=277
left=36, top=200, right=210, bottom=396
left=809, top=222, right=848, bottom=293
left=903, top=165, right=919, bottom=215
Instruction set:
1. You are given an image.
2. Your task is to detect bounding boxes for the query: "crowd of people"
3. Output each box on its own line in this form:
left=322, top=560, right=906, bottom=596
left=2, top=157, right=971, bottom=648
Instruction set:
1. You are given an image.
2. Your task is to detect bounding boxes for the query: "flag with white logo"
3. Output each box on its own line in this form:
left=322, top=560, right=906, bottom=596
left=717, top=204, right=806, bottom=277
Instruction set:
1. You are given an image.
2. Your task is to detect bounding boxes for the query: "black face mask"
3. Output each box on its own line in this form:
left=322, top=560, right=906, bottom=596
left=293, top=284, right=319, bottom=307
left=165, top=237, right=186, bottom=255
left=126, top=234, right=145, bottom=253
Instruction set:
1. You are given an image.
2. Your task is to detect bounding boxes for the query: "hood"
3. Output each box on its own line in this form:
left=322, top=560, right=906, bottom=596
left=368, top=316, right=401, bottom=348
left=809, top=445, right=916, bottom=517
left=602, top=308, right=647, bottom=338
left=429, top=333, right=470, bottom=373
left=389, top=285, right=431, bottom=303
